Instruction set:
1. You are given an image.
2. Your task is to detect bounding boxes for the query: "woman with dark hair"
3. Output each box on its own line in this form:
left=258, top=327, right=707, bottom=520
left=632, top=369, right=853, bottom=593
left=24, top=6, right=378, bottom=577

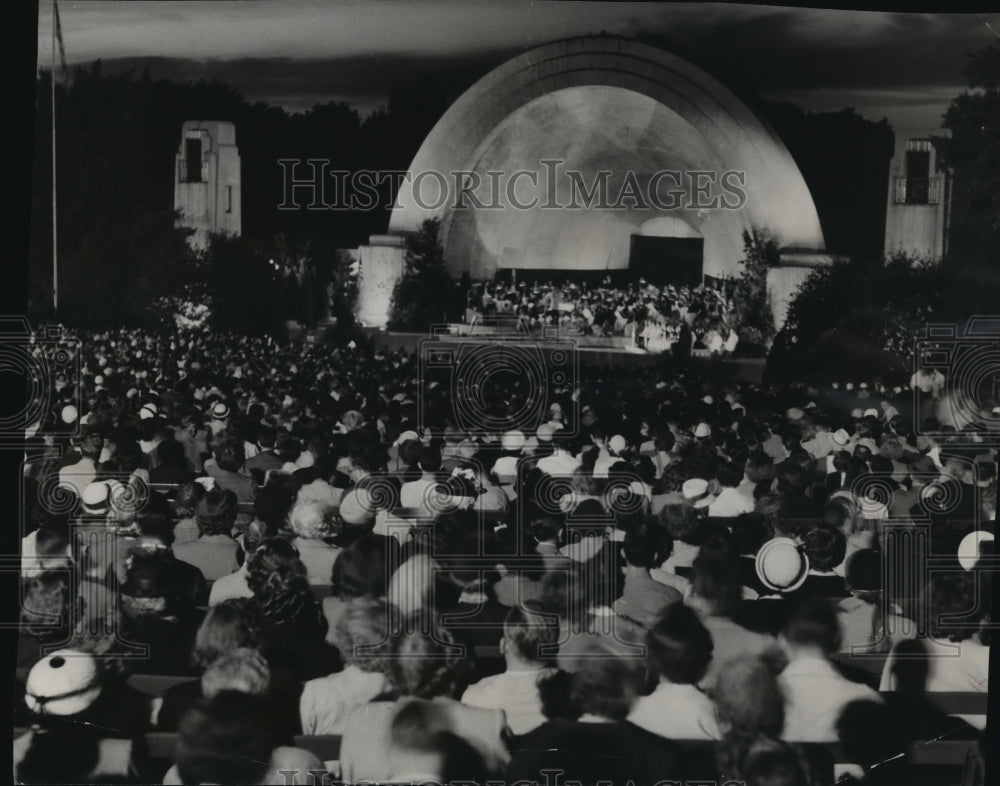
left=162, top=692, right=322, bottom=785
left=172, top=488, right=242, bottom=581
left=338, top=620, right=511, bottom=783
left=246, top=537, right=339, bottom=681
left=795, top=525, right=849, bottom=597
left=879, top=571, right=990, bottom=729
left=18, top=572, right=89, bottom=669
left=119, top=546, right=202, bottom=675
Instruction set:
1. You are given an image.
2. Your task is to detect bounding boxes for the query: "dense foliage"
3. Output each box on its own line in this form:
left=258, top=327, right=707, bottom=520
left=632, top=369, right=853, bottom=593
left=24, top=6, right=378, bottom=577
left=731, top=230, right=778, bottom=357
left=766, top=254, right=1000, bottom=384
left=937, top=43, right=1000, bottom=268
left=387, top=219, right=453, bottom=331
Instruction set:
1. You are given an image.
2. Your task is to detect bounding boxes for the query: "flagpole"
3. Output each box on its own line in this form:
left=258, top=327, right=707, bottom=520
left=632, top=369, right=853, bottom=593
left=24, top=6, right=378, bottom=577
left=51, top=2, right=58, bottom=318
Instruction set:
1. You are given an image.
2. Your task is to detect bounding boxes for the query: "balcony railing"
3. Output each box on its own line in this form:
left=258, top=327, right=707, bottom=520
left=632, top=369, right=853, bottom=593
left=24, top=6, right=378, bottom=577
left=177, top=159, right=209, bottom=183
left=894, top=177, right=940, bottom=205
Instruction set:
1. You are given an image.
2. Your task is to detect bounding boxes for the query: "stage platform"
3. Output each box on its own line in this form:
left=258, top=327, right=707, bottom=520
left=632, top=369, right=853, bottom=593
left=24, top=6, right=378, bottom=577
left=342, top=325, right=765, bottom=382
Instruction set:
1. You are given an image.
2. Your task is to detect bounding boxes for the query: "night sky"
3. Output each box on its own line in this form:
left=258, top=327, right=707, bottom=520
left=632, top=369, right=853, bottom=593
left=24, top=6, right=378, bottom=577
left=38, top=1, right=1000, bottom=135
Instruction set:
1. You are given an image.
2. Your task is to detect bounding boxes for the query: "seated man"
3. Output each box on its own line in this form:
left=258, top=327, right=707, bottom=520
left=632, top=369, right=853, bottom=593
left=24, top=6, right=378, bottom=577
left=628, top=604, right=720, bottom=740
left=461, top=604, right=560, bottom=735
left=778, top=597, right=882, bottom=742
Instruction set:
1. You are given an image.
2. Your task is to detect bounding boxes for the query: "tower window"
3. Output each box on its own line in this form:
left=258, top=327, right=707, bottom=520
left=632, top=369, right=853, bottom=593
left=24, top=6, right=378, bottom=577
left=185, top=137, right=203, bottom=182
left=226, top=185, right=233, bottom=213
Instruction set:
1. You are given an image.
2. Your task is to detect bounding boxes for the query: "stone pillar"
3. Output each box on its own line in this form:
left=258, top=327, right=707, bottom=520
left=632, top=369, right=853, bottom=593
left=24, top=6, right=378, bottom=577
left=356, top=235, right=406, bottom=329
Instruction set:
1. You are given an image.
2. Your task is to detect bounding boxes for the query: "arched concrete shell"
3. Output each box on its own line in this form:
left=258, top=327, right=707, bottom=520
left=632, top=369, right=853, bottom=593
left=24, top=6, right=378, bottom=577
left=389, top=36, right=825, bottom=279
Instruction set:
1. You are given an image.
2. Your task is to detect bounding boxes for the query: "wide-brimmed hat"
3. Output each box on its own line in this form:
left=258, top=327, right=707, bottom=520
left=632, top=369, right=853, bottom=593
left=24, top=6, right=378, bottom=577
left=756, top=537, right=810, bottom=593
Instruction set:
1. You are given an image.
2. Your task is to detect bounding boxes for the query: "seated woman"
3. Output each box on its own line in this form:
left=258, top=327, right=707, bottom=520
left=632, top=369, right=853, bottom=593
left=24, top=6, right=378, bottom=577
left=286, top=498, right=341, bottom=586
left=163, top=692, right=323, bottom=785
left=171, top=487, right=242, bottom=582
left=158, top=598, right=299, bottom=743
left=338, top=619, right=511, bottom=784
left=119, top=547, right=203, bottom=676
left=299, top=597, right=392, bottom=735
left=18, top=571, right=81, bottom=669
left=880, top=571, right=990, bottom=729
left=247, top=538, right=340, bottom=681
left=507, top=636, right=680, bottom=786
left=17, top=647, right=153, bottom=742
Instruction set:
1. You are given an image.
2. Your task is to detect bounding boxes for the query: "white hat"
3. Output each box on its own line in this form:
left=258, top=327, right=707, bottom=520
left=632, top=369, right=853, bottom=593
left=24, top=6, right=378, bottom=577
left=856, top=437, right=878, bottom=454
left=702, top=395, right=714, bottom=405
left=693, top=423, right=712, bottom=439
left=846, top=383, right=854, bottom=391
left=536, top=423, right=557, bottom=442
left=850, top=408, right=864, bottom=419
left=393, top=430, right=420, bottom=447
left=501, top=430, right=526, bottom=453
left=832, top=429, right=851, bottom=448
left=957, top=530, right=995, bottom=571
left=93, top=375, right=104, bottom=387
left=60, top=405, right=78, bottom=424
left=339, top=488, right=376, bottom=526
left=786, top=407, right=805, bottom=421
left=863, top=408, right=879, bottom=419
left=211, top=402, right=230, bottom=420
left=681, top=478, right=714, bottom=508
left=25, top=650, right=103, bottom=717
left=756, top=538, right=809, bottom=593
left=859, top=382, right=869, bottom=390
left=81, top=482, right=110, bottom=515
left=608, top=434, right=627, bottom=454
left=139, top=403, right=158, bottom=420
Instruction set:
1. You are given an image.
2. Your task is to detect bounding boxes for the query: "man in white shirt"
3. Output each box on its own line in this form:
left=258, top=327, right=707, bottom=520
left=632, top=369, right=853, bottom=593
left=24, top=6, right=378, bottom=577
left=628, top=604, right=720, bottom=740
left=460, top=605, right=559, bottom=735
left=708, top=461, right=754, bottom=517
left=537, top=431, right=581, bottom=477
left=400, top=446, right=446, bottom=516
left=779, top=597, right=882, bottom=742
left=58, top=431, right=103, bottom=501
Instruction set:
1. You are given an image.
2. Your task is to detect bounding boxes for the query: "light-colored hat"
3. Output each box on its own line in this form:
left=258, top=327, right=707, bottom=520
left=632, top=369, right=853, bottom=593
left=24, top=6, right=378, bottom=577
left=339, top=488, right=376, bottom=526
left=681, top=478, right=715, bottom=508
left=211, top=402, right=230, bottom=420
left=756, top=538, right=809, bottom=593
left=25, top=650, right=102, bottom=717
left=608, top=434, right=627, bottom=454
left=501, top=430, right=526, bottom=453
left=786, top=407, right=805, bottom=421
left=856, top=437, right=878, bottom=454
left=81, top=482, right=110, bottom=515
left=393, top=430, right=420, bottom=447
left=832, top=429, right=851, bottom=447
left=693, top=423, right=712, bottom=439
left=958, top=530, right=995, bottom=571
left=139, top=403, right=158, bottom=420
left=850, top=408, right=864, bottom=419
left=536, top=423, right=557, bottom=442
left=60, top=405, right=78, bottom=424
left=863, top=408, right=879, bottom=419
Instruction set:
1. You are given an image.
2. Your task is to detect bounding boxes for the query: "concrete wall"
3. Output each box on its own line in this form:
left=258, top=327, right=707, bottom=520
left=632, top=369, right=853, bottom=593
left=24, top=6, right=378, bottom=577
left=174, top=120, right=241, bottom=250
left=390, top=37, right=826, bottom=281
left=356, top=237, right=405, bottom=328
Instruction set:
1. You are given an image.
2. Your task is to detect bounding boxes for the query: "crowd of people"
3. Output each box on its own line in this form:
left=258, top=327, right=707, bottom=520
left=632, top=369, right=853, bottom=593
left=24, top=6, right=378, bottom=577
left=465, top=279, right=738, bottom=354
left=14, top=322, right=995, bottom=785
